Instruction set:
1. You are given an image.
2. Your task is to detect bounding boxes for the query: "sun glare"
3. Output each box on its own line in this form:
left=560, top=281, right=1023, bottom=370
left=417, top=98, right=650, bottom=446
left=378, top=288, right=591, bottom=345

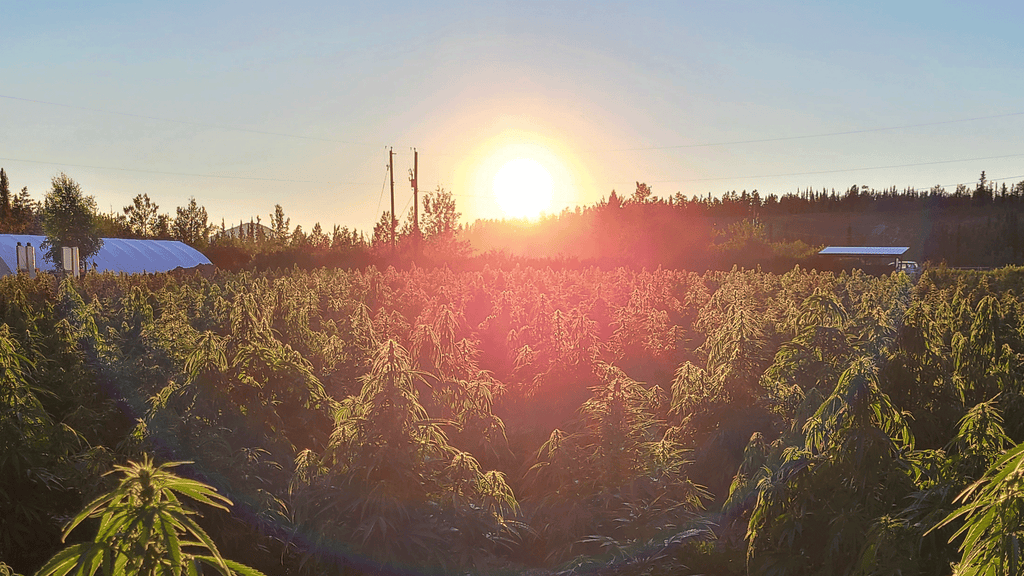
left=449, top=126, right=593, bottom=222
left=493, top=158, right=554, bottom=219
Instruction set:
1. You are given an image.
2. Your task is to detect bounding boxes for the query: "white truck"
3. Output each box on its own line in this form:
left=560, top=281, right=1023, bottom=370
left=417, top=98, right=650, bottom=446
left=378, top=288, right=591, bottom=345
left=895, top=260, right=920, bottom=275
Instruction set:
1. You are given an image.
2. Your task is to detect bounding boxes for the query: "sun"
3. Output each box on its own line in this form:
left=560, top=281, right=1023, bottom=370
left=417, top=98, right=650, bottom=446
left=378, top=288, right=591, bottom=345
left=493, top=158, right=554, bottom=219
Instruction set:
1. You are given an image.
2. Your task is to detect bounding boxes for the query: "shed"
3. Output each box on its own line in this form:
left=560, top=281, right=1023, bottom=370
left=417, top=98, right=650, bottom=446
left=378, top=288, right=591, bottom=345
left=818, top=246, right=909, bottom=257
left=816, top=246, right=913, bottom=275
left=0, top=234, right=212, bottom=277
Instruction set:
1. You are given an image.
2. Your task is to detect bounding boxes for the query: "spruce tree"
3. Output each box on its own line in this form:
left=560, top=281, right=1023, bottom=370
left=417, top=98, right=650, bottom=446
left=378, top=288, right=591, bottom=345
left=0, top=168, right=10, bottom=222
left=171, top=197, right=211, bottom=247
left=269, top=204, right=289, bottom=242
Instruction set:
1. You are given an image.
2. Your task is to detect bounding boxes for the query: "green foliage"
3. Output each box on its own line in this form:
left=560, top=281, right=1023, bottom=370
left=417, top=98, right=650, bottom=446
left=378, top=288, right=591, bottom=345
left=172, top=198, right=212, bottom=248
left=34, top=456, right=265, bottom=576
left=524, top=364, right=711, bottom=566
left=0, top=324, right=60, bottom=555
left=746, top=358, right=917, bottom=576
left=290, top=339, right=519, bottom=573
left=0, top=285, right=126, bottom=571
left=9, top=260, right=1024, bottom=575
left=952, top=295, right=1022, bottom=407
left=949, top=399, right=1011, bottom=467
left=0, top=168, right=10, bottom=222
left=268, top=204, right=289, bottom=240
left=934, top=441, right=1024, bottom=576
left=40, top=173, right=103, bottom=267
left=803, top=358, right=914, bottom=462
left=372, top=186, right=470, bottom=261
left=122, top=193, right=161, bottom=239
left=421, top=185, right=461, bottom=241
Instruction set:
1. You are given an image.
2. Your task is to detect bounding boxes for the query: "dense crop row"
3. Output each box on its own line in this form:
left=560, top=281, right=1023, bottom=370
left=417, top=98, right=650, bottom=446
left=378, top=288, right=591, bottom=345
left=4, top=264, right=1024, bottom=575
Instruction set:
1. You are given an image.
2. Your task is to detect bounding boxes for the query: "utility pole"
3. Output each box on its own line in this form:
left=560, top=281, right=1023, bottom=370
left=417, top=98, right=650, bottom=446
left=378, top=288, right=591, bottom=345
left=389, top=147, right=395, bottom=254
left=410, top=148, right=419, bottom=256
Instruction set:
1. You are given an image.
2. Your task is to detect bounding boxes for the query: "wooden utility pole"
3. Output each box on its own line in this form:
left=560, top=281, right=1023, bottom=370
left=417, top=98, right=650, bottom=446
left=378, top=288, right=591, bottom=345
left=389, top=147, right=395, bottom=253
left=412, top=149, right=419, bottom=254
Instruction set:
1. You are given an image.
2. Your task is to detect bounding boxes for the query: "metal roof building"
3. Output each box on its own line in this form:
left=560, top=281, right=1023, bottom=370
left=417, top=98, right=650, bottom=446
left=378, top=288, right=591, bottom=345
left=0, top=234, right=212, bottom=277
left=816, top=246, right=919, bottom=276
left=818, top=246, right=909, bottom=257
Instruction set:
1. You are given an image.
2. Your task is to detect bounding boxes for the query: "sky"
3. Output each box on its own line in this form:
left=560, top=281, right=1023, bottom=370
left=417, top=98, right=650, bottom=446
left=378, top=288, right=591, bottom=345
left=3, top=1, right=1024, bottom=235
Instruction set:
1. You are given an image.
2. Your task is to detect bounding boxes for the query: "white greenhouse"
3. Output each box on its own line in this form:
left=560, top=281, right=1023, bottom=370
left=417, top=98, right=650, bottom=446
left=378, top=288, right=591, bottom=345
left=0, top=234, right=212, bottom=277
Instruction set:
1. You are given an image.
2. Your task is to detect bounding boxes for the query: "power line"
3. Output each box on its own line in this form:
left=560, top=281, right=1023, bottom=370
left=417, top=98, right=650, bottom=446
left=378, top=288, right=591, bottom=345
left=397, top=109, right=1024, bottom=158
left=399, top=190, right=414, bottom=219
left=6, top=93, right=1023, bottom=202
left=0, top=156, right=376, bottom=185
left=941, top=173, right=1024, bottom=189
left=374, top=162, right=389, bottom=213
left=631, top=152, right=1024, bottom=184
left=5, top=150, right=1019, bottom=204
left=7, top=93, right=1020, bottom=156
left=605, top=111, right=1024, bottom=152
left=448, top=191, right=578, bottom=204
left=0, top=93, right=378, bottom=147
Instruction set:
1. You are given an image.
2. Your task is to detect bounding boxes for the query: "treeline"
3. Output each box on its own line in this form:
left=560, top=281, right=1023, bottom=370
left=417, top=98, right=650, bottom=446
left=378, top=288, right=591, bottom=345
left=468, top=173, right=1024, bottom=270
left=0, top=169, right=472, bottom=272
left=7, top=167, right=1024, bottom=274
left=0, top=169, right=218, bottom=248
left=0, top=168, right=43, bottom=235
left=5, top=264, right=1024, bottom=575
left=466, top=182, right=825, bottom=271
left=611, top=171, right=1024, bottom=217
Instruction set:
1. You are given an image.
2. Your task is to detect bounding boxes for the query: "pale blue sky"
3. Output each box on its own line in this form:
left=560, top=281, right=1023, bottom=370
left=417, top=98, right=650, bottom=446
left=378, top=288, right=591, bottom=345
left=2, top=1, right=1023, bottom=233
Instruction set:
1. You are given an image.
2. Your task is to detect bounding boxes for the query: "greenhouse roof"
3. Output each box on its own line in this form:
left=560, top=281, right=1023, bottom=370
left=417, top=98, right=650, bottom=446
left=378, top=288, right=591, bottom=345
left=818, top=246, right=909, bottom=257
left=0, top=234, right=212, bottom=276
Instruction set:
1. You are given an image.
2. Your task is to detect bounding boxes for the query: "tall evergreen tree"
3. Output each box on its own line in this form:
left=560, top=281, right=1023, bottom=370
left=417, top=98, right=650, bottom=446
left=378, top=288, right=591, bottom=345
left=171, top=197, right=212, bottom=247
left=0, top=168, right=10, bottom=223
left=269, top=204, right=289, bottom=241
left=123, top=193, right=161, bottom=238
left=10, top=187, right=40, bottom=234
left=153, top=213, right=172, bottom=239
left=309, top=222, right=327, bottom=249
left=290, top=224, right=306, bottom=247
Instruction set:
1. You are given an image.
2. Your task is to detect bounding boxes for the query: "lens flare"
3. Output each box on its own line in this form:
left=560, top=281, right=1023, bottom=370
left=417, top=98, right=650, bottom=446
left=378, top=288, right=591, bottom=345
left=493, top=158, right=554, bottom=219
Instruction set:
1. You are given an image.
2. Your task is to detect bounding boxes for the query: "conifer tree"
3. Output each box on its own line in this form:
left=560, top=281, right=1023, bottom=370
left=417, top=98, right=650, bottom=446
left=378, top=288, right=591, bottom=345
left=269, top=204, right=289, bottom=241
left=0, top=168, right=10, bottom=222
left=122, top=193, right=160, bottom=238
left=171, top=197, right=212, bottom=247
left=310, top=222, right=327, bottom=249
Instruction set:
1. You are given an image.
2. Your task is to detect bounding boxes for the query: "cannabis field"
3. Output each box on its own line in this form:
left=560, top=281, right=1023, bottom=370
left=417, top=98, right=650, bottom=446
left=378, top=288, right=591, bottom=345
left=4, top=264, right=1024, bottom=575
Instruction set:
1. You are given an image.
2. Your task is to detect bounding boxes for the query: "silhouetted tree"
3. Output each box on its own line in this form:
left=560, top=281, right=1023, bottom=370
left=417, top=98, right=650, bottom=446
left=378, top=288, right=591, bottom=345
left=422, top=186, right=460, bottom=240
left=632, top=181, right=653, bottom=204
left=420, top=186, right=470, bottom=258
left=171, top=197, right=212, bottom=247
left=122, top=193, right=161, bottom=238
left=309, top=223, right=328, bottom=250
left=0, top=168, right=10, bottom=223
left=269, top=204, right=289, bottom=241
left=371, top=210, right=397, bottom=251
left=40, top=173, right=103, bottom=267
left=153, top=213, right=172, bottom=240
left=973, top=171, right=993, bottom=205
left=290, top=224, right=306, bottom=247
